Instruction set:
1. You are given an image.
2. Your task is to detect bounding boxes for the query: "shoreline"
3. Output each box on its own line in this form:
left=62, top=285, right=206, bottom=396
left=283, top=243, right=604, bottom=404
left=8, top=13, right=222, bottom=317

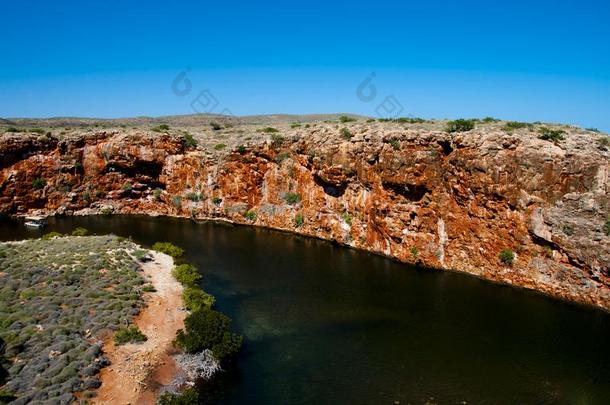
left=12, top=211, right=610, bottom=314
left=93, top=250, right=185, bottom=404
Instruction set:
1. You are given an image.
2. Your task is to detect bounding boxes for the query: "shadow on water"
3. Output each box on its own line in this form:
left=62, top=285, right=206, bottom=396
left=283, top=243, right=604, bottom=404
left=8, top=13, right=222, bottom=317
left=2, top=215, right=610, bottom=404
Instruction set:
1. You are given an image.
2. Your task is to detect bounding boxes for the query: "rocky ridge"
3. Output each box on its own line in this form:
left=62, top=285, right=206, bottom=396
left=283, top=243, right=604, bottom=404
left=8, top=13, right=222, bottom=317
left=1, top=119, right=609, bottom=309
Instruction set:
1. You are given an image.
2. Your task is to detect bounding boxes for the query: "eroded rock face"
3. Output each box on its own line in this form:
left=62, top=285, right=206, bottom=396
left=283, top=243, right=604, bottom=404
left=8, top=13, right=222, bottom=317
left=1, top=125, right=609, bottom=309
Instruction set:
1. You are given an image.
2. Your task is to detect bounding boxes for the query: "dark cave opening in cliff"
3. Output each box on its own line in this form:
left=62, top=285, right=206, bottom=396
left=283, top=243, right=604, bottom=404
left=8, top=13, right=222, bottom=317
left=314, top=174, right=348, bottom=197
left=382, top=181, right=429, bottom=202
left=103, top=162, right=163, bottom=182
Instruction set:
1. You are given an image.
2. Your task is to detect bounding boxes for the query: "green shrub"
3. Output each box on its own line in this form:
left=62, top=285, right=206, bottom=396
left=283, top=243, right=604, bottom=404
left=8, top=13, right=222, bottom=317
left=122, top=182, right=133, bottom=192
left=394, top=117, right=426, bottom=123
left=275, top=151, right=290, bottom=163
left=158, top=387, right=201, bottom=405
left=604, top=217, right=610, bottom=236
left=295, top=213, right=304, bottom=227
left=244, top=211, right=257, bottom=221
left=258, top=127, right=279, bottom=133
left=342, top=212, right=353, bottom=225
left=183, top=132, right=197, bottom=148
left=172, top=264, right=201, bottom=286
left=499, top=249, right=515, bottom=264
left=503, top=121, right=531, bottom=132
left=271, top=133, right=284, bottom=144
left=340, top=128, right=352, bottom=139
left=212, top=197, right=222, bottom=205
left=29, top=128, right=45, bottom=134
left=210, top=121, right=222, bottom=131
left=185, top=192, right=201, bottom=202
left=153, top=188, right=163, bottom=201
left=339, top=115, right=356, bottom=123
left=174, top=308, right=243, bottom=361
left=366, top=118, right=376, bottom=123
left=41, top=232, right=62, bottom=240
left=152, top=124, right=170, bottom=132
left=284, top=192, right=301, bottom=205
left=71, top=227, right=89, bottom=236
left=133, top=249, right=149, bottom=262
left=538, top=127, right=565, bottom=142
left=152, top=242, right=184, bottom=258
left=142, top=284, right=156, bottom=292
left=410, top=246, right=419, bottom=258
left=446, top=119, right=475, bottom=133
left=561, top=223, right=574, bottom=236
left=586, top=127, right=600, bottom=133
left=32, top=177, right=46, bottom=190
left=114, top=326, right=147, bottom=345
left=214, top=143, right=226, bottom=150
left=5, top=127, right=20, bottom=133
left=172, top=195, right=182, bottom=209
left=183, top=287, right=215, bottom=311
left=236, top=145, right=247, bottom=153
left=389, top=139, right=400, bottom=150
left=0, top=391, right=17, bottom=403
left=482, top=117, right=500, bottom=123
left=290, top=123, right=301, bottom=128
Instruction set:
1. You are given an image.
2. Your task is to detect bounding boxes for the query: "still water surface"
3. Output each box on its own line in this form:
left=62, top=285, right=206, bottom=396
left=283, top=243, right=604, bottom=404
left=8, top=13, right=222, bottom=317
left=2, top=215, right=610, bottom=404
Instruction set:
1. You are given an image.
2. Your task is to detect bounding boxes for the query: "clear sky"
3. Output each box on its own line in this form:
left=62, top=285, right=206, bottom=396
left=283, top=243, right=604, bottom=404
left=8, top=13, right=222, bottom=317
left=1, top=0, right=609, bottom=130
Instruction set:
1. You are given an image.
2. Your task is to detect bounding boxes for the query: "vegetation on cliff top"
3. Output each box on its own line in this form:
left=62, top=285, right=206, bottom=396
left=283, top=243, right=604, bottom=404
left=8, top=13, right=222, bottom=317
left=0, top=234, right=153, bottom=403
left=445, top=119, right=476, bottom=133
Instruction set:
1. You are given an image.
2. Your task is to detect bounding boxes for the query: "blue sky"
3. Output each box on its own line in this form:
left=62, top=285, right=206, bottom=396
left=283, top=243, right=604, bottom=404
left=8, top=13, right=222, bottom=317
left=1, top=0, right=609, bottom=130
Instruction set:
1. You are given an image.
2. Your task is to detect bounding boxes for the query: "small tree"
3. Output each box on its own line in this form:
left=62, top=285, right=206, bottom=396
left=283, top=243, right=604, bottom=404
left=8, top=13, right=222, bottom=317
left=174, top=308, right=243, bottom=361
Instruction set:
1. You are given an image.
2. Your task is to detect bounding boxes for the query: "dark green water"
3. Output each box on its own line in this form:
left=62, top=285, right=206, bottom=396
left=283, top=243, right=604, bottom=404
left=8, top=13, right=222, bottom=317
left=2, top=215, right=610, bottom=404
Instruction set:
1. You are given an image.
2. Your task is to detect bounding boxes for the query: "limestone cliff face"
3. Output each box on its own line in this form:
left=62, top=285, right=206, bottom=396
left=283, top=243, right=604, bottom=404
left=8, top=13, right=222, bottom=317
left=1, top=124, right=609, bottom=309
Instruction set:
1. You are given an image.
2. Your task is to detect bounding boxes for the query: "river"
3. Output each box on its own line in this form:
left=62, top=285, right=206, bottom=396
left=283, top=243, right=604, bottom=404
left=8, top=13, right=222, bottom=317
left=1, top=215, right=609, bottom=404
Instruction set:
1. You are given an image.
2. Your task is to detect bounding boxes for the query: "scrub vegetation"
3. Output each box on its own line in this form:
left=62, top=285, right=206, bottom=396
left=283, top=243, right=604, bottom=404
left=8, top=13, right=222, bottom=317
left=0, top=234, right=153, bottom=403
left=163, top=243, right=243, bottom=367
left=446, top=119, right=476, bottom=133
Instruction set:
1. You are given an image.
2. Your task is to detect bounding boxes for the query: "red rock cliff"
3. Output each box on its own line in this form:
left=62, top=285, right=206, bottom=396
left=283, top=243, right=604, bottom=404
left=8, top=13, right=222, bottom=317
left=1, top=124, right=609, bottom=309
